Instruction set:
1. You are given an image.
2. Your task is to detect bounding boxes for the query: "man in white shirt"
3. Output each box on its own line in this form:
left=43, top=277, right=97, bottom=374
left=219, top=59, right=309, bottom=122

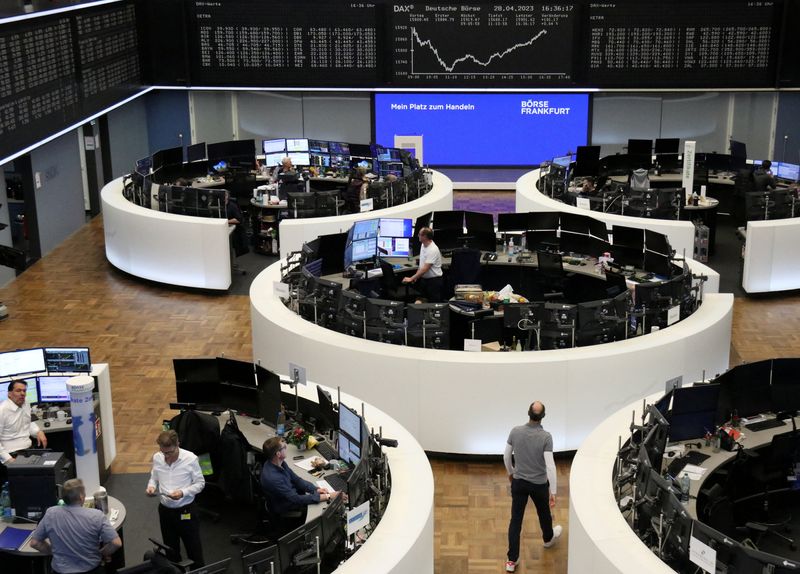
left=145, top=430, right=205, bottom=567
left=0, top=380, right=47, bottom=482
left=402, top=227, right=443, bottom=302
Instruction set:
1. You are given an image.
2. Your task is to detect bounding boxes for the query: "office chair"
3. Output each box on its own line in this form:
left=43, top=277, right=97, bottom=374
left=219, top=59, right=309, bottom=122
left=446, top=248, right=482, bottom=299
left=287, top=192, right=316, bottom=219
left=230, top=460, right=283, bottom=547
left=378, top=259, right=416, bottom=302
left=629, top=168, right=650, bottom=192
left=313, top=190, right=342, bottom=217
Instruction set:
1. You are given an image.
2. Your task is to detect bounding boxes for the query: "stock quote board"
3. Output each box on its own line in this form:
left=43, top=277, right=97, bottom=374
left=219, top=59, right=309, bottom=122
left=585, top=1, right=781, bottom=88
left=389, top=3, right=578, bottom=87
left=187, top=1, right=380, bottom=87
left=0, top=1, right=142, bottom=162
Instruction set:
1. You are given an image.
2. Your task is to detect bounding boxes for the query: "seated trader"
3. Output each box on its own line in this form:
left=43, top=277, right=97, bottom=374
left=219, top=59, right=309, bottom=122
left=260, top=437, right=338, bottom=534
left=402, top=227, right=443, bottom=302
left=226, top=192, right=248, bottom=258
left=0, top=379, right=47, bottom=482
left=753, top=159, right=777, bottom=191
left=271, top=157, right=299, bottom=183
left=31, top=478, right=122, bottom=574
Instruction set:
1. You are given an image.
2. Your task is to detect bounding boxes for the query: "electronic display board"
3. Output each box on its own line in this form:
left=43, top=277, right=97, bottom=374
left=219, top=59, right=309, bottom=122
left=389, top=3, right=577, bottom=86
left=187, top=1, right=379, bottom=86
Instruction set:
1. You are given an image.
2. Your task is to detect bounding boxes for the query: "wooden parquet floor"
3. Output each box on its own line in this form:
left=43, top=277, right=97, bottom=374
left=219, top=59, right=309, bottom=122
left=1, top=213, right=798, bottom=573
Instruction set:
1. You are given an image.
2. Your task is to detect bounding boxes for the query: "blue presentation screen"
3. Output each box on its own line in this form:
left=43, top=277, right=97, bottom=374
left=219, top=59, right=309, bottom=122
left=374, top=93, right=589, bottom=166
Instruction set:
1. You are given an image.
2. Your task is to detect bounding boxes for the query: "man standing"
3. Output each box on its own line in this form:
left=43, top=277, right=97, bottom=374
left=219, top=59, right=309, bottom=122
left=0, top=380, right=47, bottom=482
left=504, top=401, right=562, bottom=573
left=402, top=227, right=443, bottom=302
left=145, top=430, right=205, bottom=567
left=260, top=436, right=337, bottom=535
left=30, top=478, right=122, bottom=574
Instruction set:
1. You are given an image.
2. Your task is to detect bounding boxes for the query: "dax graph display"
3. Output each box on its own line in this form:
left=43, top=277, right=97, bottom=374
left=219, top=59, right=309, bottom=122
left=389, top=3, right=577, bottom=86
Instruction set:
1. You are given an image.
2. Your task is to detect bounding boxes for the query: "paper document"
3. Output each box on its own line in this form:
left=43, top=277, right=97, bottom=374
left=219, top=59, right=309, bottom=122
left=683, top=464, right=707, bottom=480
left=689, top=534, right=716, bottom=573
left=316, top=479, right=334, bottom=492
left=294, top=456, right=326, bottom=472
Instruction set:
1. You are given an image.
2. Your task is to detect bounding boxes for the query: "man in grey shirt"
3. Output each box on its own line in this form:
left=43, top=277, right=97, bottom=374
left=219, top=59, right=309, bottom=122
left=31, top=478, right=121, bottom=574
left=503, top=401, right=562, bottom=573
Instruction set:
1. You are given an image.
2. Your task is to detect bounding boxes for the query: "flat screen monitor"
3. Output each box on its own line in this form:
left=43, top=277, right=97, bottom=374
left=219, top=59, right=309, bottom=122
left=378, top=218, right=413, bottom=238
left=135, top=156, right=152, bottom=174
left=669, top=384, right=721, bottom=442
left=338, top=402, right=362, bottom=443
left=407, top=303, right=449, bottom=332
left=207, top=139, right=256, bottom=170
left=311, top=153, right=331, bottom=168
left=611, top=225, right=645, bottom=250
left=433, top=210, right=464, bottom=231
left=217, top=357, right=254, bottom=387
left=351, top=238, right=377, bottom=263
left=627, top=139, right=652, bottom=158
left=0, top=348, right=46, bottom=378
left=43, top=347, right=91, bottom=373
left=287, top=152, right=310, bottom=166
left=218, top=382, right=260, bottom=417
left=308, top=139, right=329, bottom=154
left=643, top=251, right=672, bottom=279
left=262, top=138, right=286, bottom=154
left=645, top=230, right=671, bottom=257
left=329, top=141, right=350, bottom=155
left=529, top=212, right=559, bottom=231
left=320, top=492, right=345, bottom=552
left=552, top=155, right=572, bottom=168
left=497, top=212, right=530, bottom=232
left=655, top=138, right=680, bottom=155
left=503, top=303, right=544, bottom=330
left=730, top=139, right=747, bottom=159
left=352, top=219, right=379, bottom=241
left=152, top=146, right=183, bottom=171
left=278, top=519, right=322, bottom=574
left=186, top=142, right=206, bottom=163
left=337, top=431, right=361, bottom=466
left=316, top=385, right=337, bottom=433
left=286, top=138, right=309, bottom=152
left=351, top=158, right=374, bottom=172
left=573, top=145, right=601, bottom=177
left=715, top=360, right=772, bottom=424
left=559, top=212, right=593, bottom=235
left=19, top=377, right=38, bottom=404
left=173, top=358, right=219, bottom=383
left=317, top=232, right=348, bottom=276
left=348, top=143, right=372, bottom=157
left=775, top=162, right=800, bottom=181
left=377, top=237, right=410, bottom=257
left=37, top=375, right=72, bottom=402
left=264, top=152, right=284, bottom=167
left=464, top=211, right=495, bottom=235
left=346, top=458, right=368, bottom=509
left=256, top=365, right=282, bottom=427
left=241, top=544, right=280, bottom=574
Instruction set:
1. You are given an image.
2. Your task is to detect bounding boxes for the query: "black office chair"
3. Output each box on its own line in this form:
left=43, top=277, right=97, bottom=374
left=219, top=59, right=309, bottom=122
left=378, top=259, right=416, bottom=302
left=446, top=248, right=482, bottom=299
left=313, top=190, right=341, bottom=217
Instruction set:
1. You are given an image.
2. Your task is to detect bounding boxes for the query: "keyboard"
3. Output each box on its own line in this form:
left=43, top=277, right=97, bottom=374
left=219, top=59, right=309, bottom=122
left=666, top=450, right=710, bottom=477
left=323, top=470, right=352, bottom=493
left=745, top=418, right=787, bottom=432
left=314, top=440, right=338, bottom=461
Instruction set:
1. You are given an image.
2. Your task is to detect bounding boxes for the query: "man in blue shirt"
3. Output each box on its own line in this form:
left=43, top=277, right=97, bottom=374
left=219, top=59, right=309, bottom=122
left=31, top=478, right=121, bottom=574
left=260, top=436, right=338, bottom=534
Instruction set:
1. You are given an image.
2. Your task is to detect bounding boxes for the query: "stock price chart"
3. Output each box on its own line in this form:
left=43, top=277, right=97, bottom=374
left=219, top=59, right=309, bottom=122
left=389, top=3, right=577, bottom=86
left=188, top=1, right=379, bottom=86
left=587, top=1, right=779, bottom=88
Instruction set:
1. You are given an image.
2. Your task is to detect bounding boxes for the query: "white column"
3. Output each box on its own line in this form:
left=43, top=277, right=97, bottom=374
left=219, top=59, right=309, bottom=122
left=67, top=375, right=100, bottom=494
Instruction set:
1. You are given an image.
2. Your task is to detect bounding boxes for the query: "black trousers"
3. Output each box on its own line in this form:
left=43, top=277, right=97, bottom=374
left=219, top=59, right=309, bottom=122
left=507, top=478, right=553, bottom=562
left=418, top=276, right=443, bottom=302
left=158, top=503, right=204, bottom=567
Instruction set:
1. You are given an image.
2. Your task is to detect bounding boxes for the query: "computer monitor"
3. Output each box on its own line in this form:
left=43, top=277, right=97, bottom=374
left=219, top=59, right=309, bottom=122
left=217, top=357, right=255, bottom=387
left=775, top=162, right=800, bottom=181
left=43, top=347, right=91, bottom=373
left=377, top=237, right=411, bottom=257
left=152, top=146, right=183, bottom=172
left=378, top=218, right=413, bottom=238
left=348, top=143, right=371, bottom=157
left=627, top=139, right=652, bottom=168
left=655, top=138, right=680, bottom=156
left=729, top=139, right=747, bottom=159
left=337, top=431, right=361, bottom=466
left=432, top=210, right=464, bottom=232
left=559, top=212, right=593, bottom=235
left=278, top=517, right=323, bottom=572
left=612, top=225, right=645, bottom=250
left=715, top=360, right=772, bottom=424
left=653, top=389, right=673, bottom=418
left=241, top=544, right=280, bottom=574
left=645, top=230, right=671, bottom=257
left=218, top=381, right=260, bottom=417
left=186, top=142, right=206, bottom=163
left=345, top=458, right=368, bottom=509
left=770, top=358, right=800, bottom=414
left=352, top=219, right=379, bottom=241
left=0, top=348, right=46, bottom=378
left=264, top=152, right=284, bottom=167
left=407, top=303, right=449, bottom=332
left=36, top=375, right=72, bottom=403
left=669, top=384, right=721, bottom=442
left=316, top=386, right=337, bottom=433
left=690, top=521, right=742, bottom=572
left=316, top=232, right=348, bottom=276
left=350, top=237, right=377, bottom=263
left=173, top=358, right=219, bottom=383
left=365, top=298, right=404, bottom=328
left=542, top=302, right=577, bottom=328
left=573, top=146, right=601, bottom=177
left=643, top=251, right=673, bottom=279
left=308, top=139, right=329, bottom=154
left=22, top=378, right=38, bottom=405
left=338, top=402, right=362, bottom=443
left=464, top=211, right=495, bottom=235
left=329, top=141, right=350, bottom=155
left=288, top=152, right=310, bottom=166
left=286, top=138, right=309, bottom=153
left=263, top=139, right=286, bottom=155
left=497, top=212, right=530, bottom=232
left=186, top=558, right=232, bottom=574
left=256, top=364, right=282, bottom=427
left=552, top=155, right=572, bottom=168
left=320, top=492, right=346, bottom=553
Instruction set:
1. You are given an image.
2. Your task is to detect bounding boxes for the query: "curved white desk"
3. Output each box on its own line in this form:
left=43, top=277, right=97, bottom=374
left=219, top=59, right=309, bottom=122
left=251, top=260, right=733, bottom=455
left=742, top=218, right=800, bottom=293
left=278, top=171, right=453, bottom=258
left=516, top=169, right=698, bottom=268
left=101, top=177, right=232, bottom=290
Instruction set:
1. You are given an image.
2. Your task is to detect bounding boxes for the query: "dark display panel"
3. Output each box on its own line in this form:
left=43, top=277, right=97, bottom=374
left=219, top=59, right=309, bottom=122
left=0, top=1, right=143, bottom=162
left=586, top=1, right=779, bottom=88
left=187, top=1, right=379, bottom=87
left=389, top=3, right=577, bottom=86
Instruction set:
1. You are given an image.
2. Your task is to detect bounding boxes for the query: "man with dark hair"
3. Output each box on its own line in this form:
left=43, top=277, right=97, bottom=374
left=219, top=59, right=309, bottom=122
left=753, top=159, right=777, bottom=191
left=260, top=436, right=338, bottom=534
left=146, top=430, right=205, bottom=567
left=31, top=478, right=122, bottom=574
left=402, top=226, right=443, bottom=302
left=503, top=401, right=561, bottom=573
left=0, top=380, right=47, bottom=475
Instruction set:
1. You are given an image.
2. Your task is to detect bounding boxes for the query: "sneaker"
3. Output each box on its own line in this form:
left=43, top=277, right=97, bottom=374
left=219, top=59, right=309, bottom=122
left=505, top=560, right=518, bottom=572
left=543, top=525, right=563, bottom=548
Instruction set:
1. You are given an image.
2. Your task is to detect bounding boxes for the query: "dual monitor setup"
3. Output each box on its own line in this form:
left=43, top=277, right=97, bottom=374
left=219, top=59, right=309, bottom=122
left=0, top=346, right=92, bottom=379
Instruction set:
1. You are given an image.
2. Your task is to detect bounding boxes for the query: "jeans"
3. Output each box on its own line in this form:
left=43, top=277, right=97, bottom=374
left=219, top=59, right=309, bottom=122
left=507, top=478, right=553, bottom=562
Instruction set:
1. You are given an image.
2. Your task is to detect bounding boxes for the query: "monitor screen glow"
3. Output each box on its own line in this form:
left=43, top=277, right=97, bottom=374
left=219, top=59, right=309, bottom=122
left=0, top=348, right=46, bottom=378
left=37, top=376, right=72, bottom=402
left=263, top=139, right=286, bottom=154
left=286, top=138, right=309, bottom=152
left=287, top=152, right=310, bottom=166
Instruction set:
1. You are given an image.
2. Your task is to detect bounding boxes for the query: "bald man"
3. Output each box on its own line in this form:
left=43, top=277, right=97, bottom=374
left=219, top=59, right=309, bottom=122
left=503, top=401, right=561, bottom=572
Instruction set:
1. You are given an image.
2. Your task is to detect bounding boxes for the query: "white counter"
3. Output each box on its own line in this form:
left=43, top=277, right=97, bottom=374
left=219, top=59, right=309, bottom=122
left=742, top=218, right=800, bottom=293
left=251, top=260, right=733, bottom=455
left=278, top=171, right=454, bottom=258
left=516, top=170, right=698, bottom=264
left=101, top=177, right=232, bottom=290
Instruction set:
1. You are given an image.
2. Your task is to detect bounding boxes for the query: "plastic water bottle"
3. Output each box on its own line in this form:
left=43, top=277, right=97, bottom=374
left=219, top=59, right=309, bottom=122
left=680, top=473, right=690, bottom=504
left=276, top=410, right=286, bottom=437
left=0, top=482, right=11, bottom=522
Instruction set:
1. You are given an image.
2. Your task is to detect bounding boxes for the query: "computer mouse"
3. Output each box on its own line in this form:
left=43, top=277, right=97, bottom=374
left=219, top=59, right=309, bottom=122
left=44, top=422, right=51, bottom=428
left=252, top=420, right=261, bottom=425
left=66, top=418, right=72, bottom=424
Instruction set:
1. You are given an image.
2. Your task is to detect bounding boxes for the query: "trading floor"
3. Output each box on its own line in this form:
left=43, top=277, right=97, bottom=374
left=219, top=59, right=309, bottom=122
left=0, top=203, right=796, bottom=574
